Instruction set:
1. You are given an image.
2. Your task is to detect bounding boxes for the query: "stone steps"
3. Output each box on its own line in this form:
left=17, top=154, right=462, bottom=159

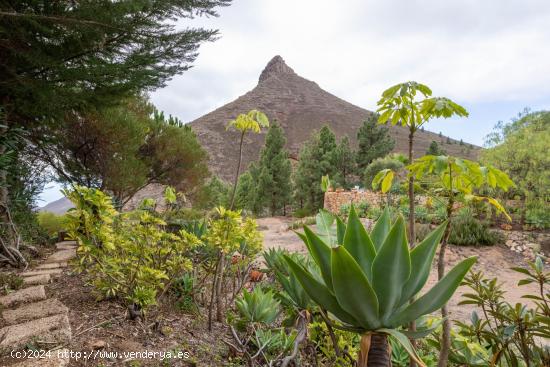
left=0, top=286, right=47, bottom=308
left=22, top=274, right=51, bottom=286
left=1, top=242, right=78, bottom=365
left=2, top=298, right=68, bottom=326
left=0, top=314, right=72, bottom=353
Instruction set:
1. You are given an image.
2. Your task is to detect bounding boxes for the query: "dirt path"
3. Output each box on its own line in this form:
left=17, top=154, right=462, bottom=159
left=257, top=216, right=541, bottom=323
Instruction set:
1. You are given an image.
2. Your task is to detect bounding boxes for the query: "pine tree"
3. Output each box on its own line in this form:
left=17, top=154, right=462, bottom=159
left=426, top=140, right=446, bottom=155
left=293, top=125, right=337, bottom=211
left=255, top=122, right=292, bottom=215
left=334, top=136, right=355, bottom=189
left=0, top=0, right=230, bottom=265
left=356, top=114, right=395, bottom=173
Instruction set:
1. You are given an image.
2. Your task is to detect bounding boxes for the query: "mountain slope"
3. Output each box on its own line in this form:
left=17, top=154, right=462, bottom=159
left=189, top=55, right=478, bottom=181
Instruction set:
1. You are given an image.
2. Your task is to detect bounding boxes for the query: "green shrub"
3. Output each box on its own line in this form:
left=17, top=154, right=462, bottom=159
left=448, top=208, right=503, bottom=246
left=172, top=273, right=198, bottom=314
left=65, top=186, right=200, bottom=314
left=454, top=258, right=550, bottom=366
left=525, top=205, right=550, bottom=229
left=0, top=272, right=24, bottom=295
left=293, top=207, right=312, bottom=218
left=37, top=211, right=68, bottom=237
left=363, top=156, right=404, bottom=190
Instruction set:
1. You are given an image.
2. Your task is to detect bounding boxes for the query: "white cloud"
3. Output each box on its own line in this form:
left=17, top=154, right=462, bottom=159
left=151, top=0, right=550, bottom=123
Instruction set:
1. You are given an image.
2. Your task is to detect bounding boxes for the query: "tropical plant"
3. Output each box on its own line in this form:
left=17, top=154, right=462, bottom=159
left=285, top=206, right=477, bottom=366
left=377, top=81, right=468, bottom=256
left=407, top=155, right=513, bottom=363
left=226, top=110, right=269, bottom=209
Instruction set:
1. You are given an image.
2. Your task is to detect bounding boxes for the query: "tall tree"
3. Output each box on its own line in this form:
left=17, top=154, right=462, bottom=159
left=42, top=97, right=208, bottom=207
left=0, top=0, right=230, bottom=265
left=293, top=125, right=337, bottom=211
left=256, top=122, right=292, bottom=215
left=356, top=114, right=395, bottom=172
left=376, top=82, right=468, bottom=367
left=334, top=136, right=355, bottom=189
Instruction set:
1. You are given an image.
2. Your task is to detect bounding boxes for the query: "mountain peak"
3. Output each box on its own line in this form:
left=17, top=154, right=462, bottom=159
left=259, top=55, right=295, bottom=83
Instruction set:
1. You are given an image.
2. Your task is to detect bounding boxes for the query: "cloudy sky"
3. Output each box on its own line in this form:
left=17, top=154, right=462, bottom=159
left=40, top=0, right=550, bottom=204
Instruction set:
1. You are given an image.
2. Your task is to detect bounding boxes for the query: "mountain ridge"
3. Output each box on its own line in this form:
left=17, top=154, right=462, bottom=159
left=189, top=56, right=478, bottom=182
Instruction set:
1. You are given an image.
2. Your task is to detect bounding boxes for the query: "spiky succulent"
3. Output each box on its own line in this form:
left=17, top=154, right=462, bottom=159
left=284, top=206, right=476, bottom=363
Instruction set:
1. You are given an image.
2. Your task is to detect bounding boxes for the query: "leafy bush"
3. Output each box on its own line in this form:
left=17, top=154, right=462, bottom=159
left=454, top=258, right=550, bottom=366
left=0, top=272, right=23, bottom=295
left=448, top=208, right=503, bottom=246
left=293, top=207, right=312, bottom=218
left=525, top=204, right=550, bottom=229
left=65, top=186, right=200, bottom=315
left=37, top=211, right=68, bottom=237
left=363, top=156, right=404, bottom=190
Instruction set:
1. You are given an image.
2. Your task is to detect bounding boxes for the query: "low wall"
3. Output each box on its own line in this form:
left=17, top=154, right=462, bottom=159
left=323, top=190, right=384, bottom=214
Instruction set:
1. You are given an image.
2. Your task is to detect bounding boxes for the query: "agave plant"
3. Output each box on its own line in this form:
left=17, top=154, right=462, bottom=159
left=285, top=206, right=476, bottom=367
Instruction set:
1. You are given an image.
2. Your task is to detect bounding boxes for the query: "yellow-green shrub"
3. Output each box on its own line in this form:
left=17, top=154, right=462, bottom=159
left=64, top=186, right=200, bottom=314
left=37, top=211, right=68, bottom=237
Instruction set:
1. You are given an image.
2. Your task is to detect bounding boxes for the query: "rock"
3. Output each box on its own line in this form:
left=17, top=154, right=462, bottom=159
left=2, top=298, right=69, bottom=326
left=505, top=240, right=515, bottom=247
left=0, top=285, right=46, bottom=308
left=36, top=262, right=67, bottom=270
left=23, top=274, right=51, bottom=286
left=10, top=348, right=70, bottom=367
left=526, top=243, right=541, bottom=252
left=21, top=268, right=63, bottom=277
left=44, top=249, right=76, bottom=264
left=86, top=339, right=106, bottom=350
left=0, top=314, right=71, bottom=353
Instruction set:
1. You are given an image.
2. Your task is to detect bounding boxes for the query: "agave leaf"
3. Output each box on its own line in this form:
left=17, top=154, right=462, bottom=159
left=284, top=255, right=358, bottom=325
left=331, top=246, right=380, bottom=329
left=398, top=222, right=447, bottom=306
left=379, top=328, right=427, bottom=367
left=316, top=209, right=337, bottom=246
left=336, top=216, right=346, bottom=245
left=390, top=257, right=477, bottom=326
left=343, top=205, right=377, bottom=281
left=370, top=207, right=391, bottom=251
left=303, top=226, right=333, bottom=290
left=371, top=216, right=411, bottom=322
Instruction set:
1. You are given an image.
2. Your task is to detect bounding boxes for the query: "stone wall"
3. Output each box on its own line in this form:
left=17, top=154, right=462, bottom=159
left=323, top=190, right=384, bottom=214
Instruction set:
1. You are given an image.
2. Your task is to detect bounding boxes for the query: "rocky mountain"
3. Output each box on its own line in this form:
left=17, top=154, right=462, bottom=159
left=190, top=55, right=478, bottom=181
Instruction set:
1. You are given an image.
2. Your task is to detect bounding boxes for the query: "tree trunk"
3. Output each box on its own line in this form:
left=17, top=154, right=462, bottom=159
left=229, top=131, right=245, bottom=210
left=358, top=333, right=392, bottom=367
left=437, top=191, right=455, bottom=367
left=215, top=253, right=226, bottom=322
left=0, top=126, right=26, bottom=267
left=407, top=129, right=417, bottom=367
